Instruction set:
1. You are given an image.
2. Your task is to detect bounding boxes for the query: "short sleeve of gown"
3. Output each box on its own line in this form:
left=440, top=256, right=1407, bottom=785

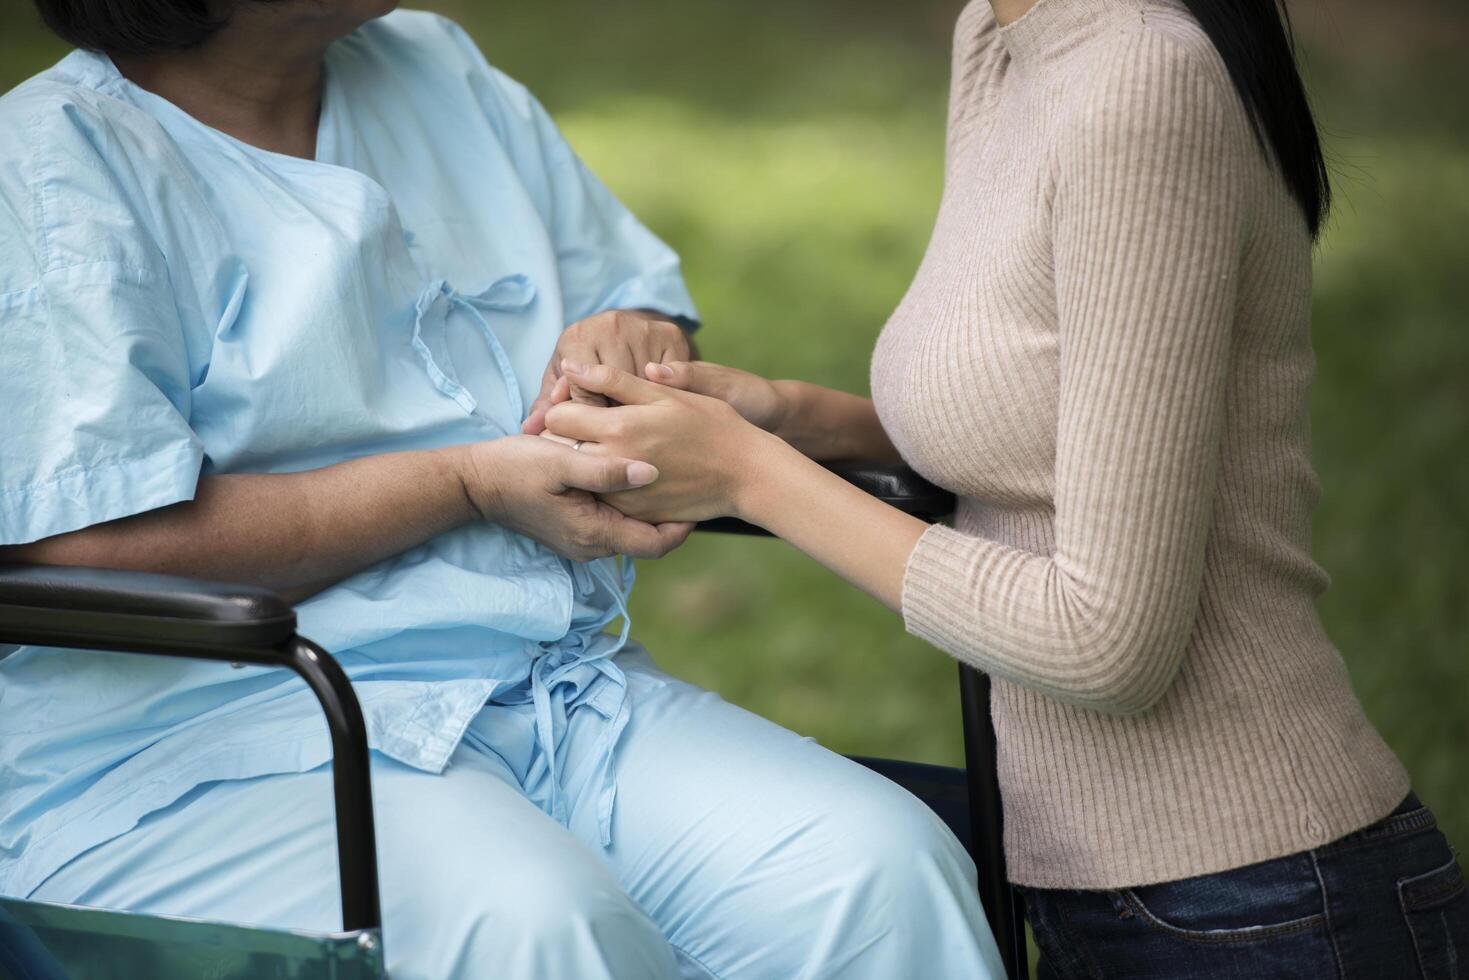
left=0, top=99, right=204, bottom=545
left=436, top=18, right=701, bottom=330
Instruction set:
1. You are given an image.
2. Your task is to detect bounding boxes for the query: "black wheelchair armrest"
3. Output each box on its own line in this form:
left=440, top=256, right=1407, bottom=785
left=0, top=564, right=295, bottom=652
left=0, top=563, right=381, bottom=933
left=699, top=461, right=955, bottom=535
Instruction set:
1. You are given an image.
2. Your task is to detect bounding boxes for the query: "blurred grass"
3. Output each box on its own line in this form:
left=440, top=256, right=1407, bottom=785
left=2, top=0, right=1463, bottom=854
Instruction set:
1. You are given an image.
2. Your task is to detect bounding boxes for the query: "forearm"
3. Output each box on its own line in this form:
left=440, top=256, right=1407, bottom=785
left=2, top=447, right=475, bottom=602
left=732, top=433, right=1201, bottom=716
left=736, top=433, right=925, bottom=609
left=770, top=380, right=903, bottom=463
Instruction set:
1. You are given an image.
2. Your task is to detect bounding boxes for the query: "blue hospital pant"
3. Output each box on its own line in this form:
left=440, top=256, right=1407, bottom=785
left=32, top=650, right=1004, bottom=979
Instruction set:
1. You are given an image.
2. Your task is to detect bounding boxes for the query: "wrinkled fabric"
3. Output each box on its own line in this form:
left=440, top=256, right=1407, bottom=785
left=0, top=9, right=696, bottom=898
left=32, top=650, right=1006, bottom=980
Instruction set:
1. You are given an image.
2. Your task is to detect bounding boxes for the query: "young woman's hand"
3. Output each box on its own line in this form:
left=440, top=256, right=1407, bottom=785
left=541, top=363, right=787, bottom=524
left=643, top=360, right=791, bottom=433
left=455, top=434, right=693, bottom=560
left=644, top=359, right=903, bottom=465
left=522, top=310, right=691, bottom=435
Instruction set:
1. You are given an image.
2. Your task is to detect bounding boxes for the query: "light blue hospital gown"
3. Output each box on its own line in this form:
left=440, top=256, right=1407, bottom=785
left=0, top=11, right=1001, bottom=979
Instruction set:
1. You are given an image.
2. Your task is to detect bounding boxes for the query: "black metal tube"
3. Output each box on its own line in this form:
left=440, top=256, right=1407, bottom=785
left=0, top=627, right=382, bottom=933
left=283, top=635, right=382, bottom=932
left=960, top=665, right=1026, bottom=979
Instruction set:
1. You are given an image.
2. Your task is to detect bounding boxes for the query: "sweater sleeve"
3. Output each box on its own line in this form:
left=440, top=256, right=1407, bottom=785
left=900, top=30, right=1254, bottom=715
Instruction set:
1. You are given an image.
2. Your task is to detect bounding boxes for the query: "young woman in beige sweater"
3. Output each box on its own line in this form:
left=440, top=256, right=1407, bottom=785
left=534, top=0, right=1468, bottom=975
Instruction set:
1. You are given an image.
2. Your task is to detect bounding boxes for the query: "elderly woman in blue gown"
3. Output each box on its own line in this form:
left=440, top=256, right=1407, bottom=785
left=0, top=1, right=1001, bottom=977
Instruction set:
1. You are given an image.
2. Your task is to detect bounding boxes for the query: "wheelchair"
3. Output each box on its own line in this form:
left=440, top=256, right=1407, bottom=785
left=0, top=463, right=1029, bottom=980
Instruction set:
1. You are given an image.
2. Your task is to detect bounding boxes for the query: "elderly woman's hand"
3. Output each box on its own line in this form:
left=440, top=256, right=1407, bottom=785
left=541, top=363, right=784, bottom=524
left=457, top=434, right=693, bottom=560
left=522, top=310, right=691, bottom=435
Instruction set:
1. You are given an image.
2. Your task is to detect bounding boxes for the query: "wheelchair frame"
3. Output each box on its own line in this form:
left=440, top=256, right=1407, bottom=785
left=0, top=463, right=1028, bottom=980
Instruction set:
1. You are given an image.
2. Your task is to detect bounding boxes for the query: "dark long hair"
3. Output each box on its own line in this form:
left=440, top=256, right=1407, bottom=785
left=1182, top=0, right=1330, bottom=237
left=31, top=0, right=234, bottom=58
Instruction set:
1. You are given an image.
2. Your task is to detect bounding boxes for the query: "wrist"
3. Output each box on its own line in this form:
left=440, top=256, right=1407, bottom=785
left=729, top=427, right=804, bottom=526
left=441, top=441, right=506, bottom=525
left=767, top=379, right=805, bottom=439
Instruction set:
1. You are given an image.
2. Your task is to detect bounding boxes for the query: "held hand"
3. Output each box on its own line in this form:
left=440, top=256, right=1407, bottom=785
left=650, top=361, right=901, bottom=465
left=644, top=360, right=790, bottom=433
left=522, top=310, right=690, bottom=435
left=542, top=363, right=783, bottom=524
left=455, top=435, right=693, bottom=560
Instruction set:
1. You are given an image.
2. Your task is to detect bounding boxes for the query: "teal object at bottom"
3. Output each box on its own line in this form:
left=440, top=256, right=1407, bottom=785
left=0, top=896, right=385, bottom=980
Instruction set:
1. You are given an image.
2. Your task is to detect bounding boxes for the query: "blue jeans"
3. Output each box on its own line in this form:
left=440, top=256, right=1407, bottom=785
left=1023, top=794, right=1468, bottom=979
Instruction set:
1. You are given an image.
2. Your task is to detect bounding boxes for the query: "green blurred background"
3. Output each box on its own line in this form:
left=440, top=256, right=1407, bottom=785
left=3, top=0, right=1464, bottom=854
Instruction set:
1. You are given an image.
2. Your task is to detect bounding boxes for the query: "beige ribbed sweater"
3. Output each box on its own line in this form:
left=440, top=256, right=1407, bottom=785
left=871, top=0, right=1409, bottom=889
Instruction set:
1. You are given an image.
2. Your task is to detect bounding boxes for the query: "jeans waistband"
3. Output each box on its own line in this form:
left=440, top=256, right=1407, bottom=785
left=1318, top=792, right=1435, bottom=857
